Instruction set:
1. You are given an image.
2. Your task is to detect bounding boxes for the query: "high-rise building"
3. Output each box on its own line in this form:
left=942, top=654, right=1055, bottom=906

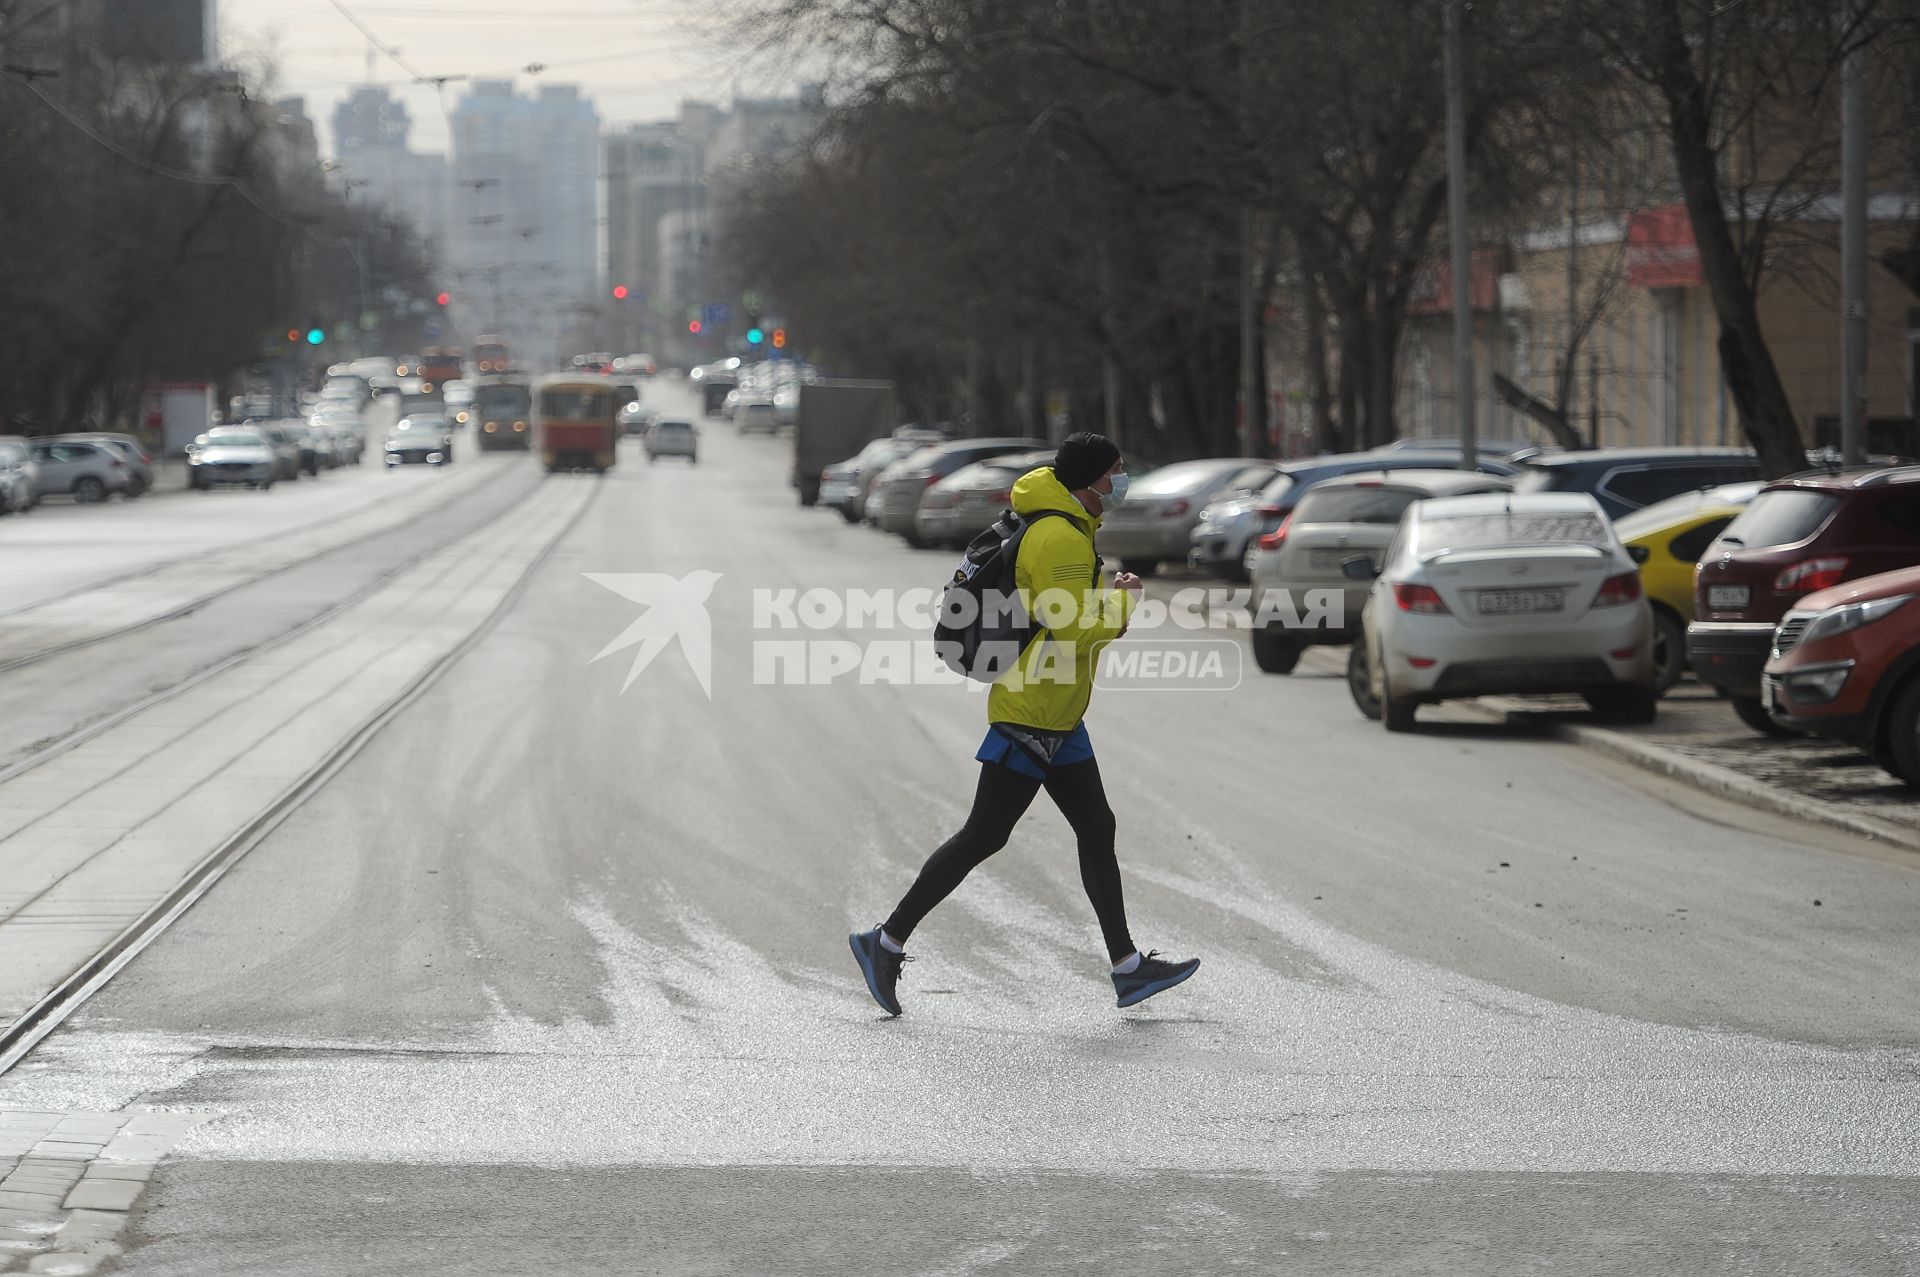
left=603, top=113, right=709, bottom=311
left=328, top=87, right=450, bottom=265
left=446, top=81, right=599, bottom=356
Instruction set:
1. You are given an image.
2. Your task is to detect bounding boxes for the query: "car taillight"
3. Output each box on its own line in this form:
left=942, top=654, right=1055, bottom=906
left=1256, top=511, right=1294, bottom=551
left=923, top=473, right=942, bottom=487
left=1161, top=498, right=1191, bottom=517
left=1775, top=557, right=1849, bottom=593
left=1594, top=571, right=1642, bottom=606
left=990, top=490, right=1011, bottom=503
left=1393, top=582, right=1449, bottom=614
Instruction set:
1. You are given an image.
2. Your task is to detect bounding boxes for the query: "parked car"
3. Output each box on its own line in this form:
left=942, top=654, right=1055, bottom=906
left=1346, top=491, right=1656, bottom=730
left=54, top=433, right=154, bottom=496
left=26, top=438, right=131, bottom=503
left=1216, top=451, right=1521, bottom=582
left=1380, top=436, right=1543, bottom=458
left=0, top=436, right=39, bottom=513
left=917, top=449, right=1056, bottom=548
left=219, top=424, right=299, bottom=482
left=1248, top=469, right=1512, bottom=673
left=186, top=429, right=278, bottom=489
left=644, top=418, right=698, bottom=463
left=385, top=415, right=455, bottom=467
left=875, top=438, right=1049, bottom=546
left=1689, top=465, right=1920, bottom=734
left=822, top=439, right=906, bottom=522
left=1511, top=446, right=1761, bottom=518
left=1763, top=566, right=1920, bottom=783
left=1611, top=482, right=1763, bottom=693
left=1097, top=459, right=1277, bottom=576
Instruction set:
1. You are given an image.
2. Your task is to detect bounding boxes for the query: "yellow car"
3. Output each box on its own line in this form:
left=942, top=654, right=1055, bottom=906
left=1613, top=481, right=1762, bottom=694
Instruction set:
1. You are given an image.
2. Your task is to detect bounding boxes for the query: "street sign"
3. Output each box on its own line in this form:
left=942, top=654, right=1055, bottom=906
left=702, top=303, right=732, bottom=328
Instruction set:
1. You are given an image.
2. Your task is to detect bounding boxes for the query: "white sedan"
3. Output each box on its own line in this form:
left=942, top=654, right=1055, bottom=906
left=1346, top=492, right=1656, bottom=731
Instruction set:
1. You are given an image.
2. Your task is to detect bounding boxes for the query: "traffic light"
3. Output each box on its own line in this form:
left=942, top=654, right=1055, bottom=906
left=612, top=284, right=629, bottom=300
left=305, top=326, right=326, bottom=345
left=688, top=319, right=703, bottom=334
left=771, top=328, right=787, bottom=349
left=746, top=326, right=764, bottom=346
left=285, top=329, right=300, bottom=343
left=435, top=291, right=450, bottom=307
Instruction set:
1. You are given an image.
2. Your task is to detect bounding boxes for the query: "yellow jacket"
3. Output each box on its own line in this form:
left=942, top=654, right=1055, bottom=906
left=986, top=466, right=1136, bottom=731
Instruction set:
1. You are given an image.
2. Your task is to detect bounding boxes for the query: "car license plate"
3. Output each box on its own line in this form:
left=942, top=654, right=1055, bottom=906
left=1476, top=588, right=1564, bottom=615
left=1309, top=548, right=1347, bottom=569
left=1708, top=585, right=1750, bottom=610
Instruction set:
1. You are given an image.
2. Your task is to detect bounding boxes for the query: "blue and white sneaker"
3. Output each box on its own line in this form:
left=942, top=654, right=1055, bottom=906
left=849, top=927, right=907, bottom=1016
left=1112, top=950, right=1199, bottom=1008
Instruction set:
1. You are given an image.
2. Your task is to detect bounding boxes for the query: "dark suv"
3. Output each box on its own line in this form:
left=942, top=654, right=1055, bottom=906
left=1513, top=447, right=1762, bottom=518
left=1688, top=466, right=1920, bottom=733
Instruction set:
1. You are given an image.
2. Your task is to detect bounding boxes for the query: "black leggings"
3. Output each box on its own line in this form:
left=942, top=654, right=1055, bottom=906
left=883, top=758, right=1136, bottom=963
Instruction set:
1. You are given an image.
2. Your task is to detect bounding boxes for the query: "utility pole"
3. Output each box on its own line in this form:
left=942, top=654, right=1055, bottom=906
left=1443, top=0, right=1476, bottom=467
left=1236, top=0, right=1260, bottom=457
left=1839, top=0, right=1868, bottom=465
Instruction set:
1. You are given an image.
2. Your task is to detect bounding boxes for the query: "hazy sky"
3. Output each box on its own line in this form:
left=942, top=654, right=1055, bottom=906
left=218, top=0, right=767, bottom=157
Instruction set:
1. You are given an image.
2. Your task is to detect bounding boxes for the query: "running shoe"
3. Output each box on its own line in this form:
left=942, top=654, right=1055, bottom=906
left=1112, top=950, right=1199, bottom=1008
left=849, top=927, right=907, bottom=1016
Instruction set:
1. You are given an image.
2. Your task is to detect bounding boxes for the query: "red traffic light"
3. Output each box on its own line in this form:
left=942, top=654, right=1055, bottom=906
left=688, top=319, right=703, bottom=334
left=771, top=328, right=787, bottom=349
left=286, top=329, right=300, bottom=343
left=612, top=284, right=629, bottom=300
left=435, top=291, right=450, bottom=306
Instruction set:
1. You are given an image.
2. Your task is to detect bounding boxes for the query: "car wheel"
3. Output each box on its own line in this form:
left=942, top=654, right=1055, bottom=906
left=1585, top=685, right=1658, bottom=725
left=1251, top=629, right=1302, bottom=674
left=1347, top=641, right=1381, bottom=721
left=839, top=505, right=860, bottom=524
left=904, top=532, right=933, bottom=550
left=1120, top=558, right=1157, bottom=577
left=73, top=476, right=106, bottom=503
left=1731, top=695, right=1796, bottom=737
left=1880, top=679, right=1920, bottom=789
left=1650, top=607, right=1687, bottom=696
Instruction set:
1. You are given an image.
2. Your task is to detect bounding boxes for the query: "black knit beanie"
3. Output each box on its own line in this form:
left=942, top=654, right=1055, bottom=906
left=1052, top=432, right=1121, bottom=491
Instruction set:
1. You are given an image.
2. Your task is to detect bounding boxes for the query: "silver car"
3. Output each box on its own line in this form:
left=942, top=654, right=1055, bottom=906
left=187, top=429, right=279, bottom=490
left=0, top=436, right=40, bottom=513
left=1095, top=459, right=1277, bottom=576
left=644, top=418, right=698, bottom=463
left=1247, top=469, right=1512, bottom=673
left=875, top=438, right=1048, bottom=546
left=27, top=438, right=131, bottom=503
left=916, top=449, right=1055, bottom=549
left=55, top=433, right=154, bottom=496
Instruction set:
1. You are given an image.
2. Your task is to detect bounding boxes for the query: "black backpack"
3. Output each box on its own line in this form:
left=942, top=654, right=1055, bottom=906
left=933, top=508, right=1073, bottom=681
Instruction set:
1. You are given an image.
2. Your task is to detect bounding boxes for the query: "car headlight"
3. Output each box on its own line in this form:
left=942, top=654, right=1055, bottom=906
left=1800, top=594, right=1912, bottom=646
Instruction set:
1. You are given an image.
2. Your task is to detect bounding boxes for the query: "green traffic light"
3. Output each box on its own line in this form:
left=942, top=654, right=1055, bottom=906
left=746, top=327, right=764, bottom=345
left=305, top=328, right=325, bottom=345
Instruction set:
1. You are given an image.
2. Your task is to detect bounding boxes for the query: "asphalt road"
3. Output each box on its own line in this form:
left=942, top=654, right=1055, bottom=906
left=2, top=381, right=1917, bottom=1274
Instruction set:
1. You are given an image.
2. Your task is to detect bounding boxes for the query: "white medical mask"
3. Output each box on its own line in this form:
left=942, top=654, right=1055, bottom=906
left=1105, top=472, right=1130, bottom=505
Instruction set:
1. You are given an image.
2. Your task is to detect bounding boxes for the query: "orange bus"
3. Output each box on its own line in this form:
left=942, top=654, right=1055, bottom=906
left=533, top=374, right=618, bottom=473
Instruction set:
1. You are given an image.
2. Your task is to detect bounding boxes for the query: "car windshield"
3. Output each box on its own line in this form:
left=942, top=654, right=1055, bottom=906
left=1295, top=486, right=1423, bottom=525
left=656, top=421, right=691, bottom=432
left=1714, top=489, right=1840, bottom=549
left=1421, top=510, right=1609, bottom=551
left=207, top=432, right=262, bottom=447
left=475, top=386, right=531, bottom=415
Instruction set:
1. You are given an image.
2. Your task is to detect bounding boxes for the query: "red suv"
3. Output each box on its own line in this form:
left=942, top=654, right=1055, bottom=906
left=1687, top=466, right=1920, bottom=734
left=1763, top=566, right=1920, bottom=784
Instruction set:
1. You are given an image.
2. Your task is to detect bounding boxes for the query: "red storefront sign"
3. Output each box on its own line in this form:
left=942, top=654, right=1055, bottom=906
left=1408, top=248, right=1501, bottom=316
left=1626, top=205, right=1704, bottom=288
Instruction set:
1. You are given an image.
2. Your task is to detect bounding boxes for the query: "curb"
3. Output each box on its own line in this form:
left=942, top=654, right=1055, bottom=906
left=1548, top=719, right=1920, bottom=854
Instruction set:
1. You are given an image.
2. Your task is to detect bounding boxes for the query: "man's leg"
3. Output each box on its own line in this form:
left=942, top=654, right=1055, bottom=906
left=1040, top=758, right=1136, bottom=964
left=880, top=761, right=1043, bottom=946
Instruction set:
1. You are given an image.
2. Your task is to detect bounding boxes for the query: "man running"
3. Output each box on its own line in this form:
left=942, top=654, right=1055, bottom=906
left=850, top=432, right=1201, bottom=1016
